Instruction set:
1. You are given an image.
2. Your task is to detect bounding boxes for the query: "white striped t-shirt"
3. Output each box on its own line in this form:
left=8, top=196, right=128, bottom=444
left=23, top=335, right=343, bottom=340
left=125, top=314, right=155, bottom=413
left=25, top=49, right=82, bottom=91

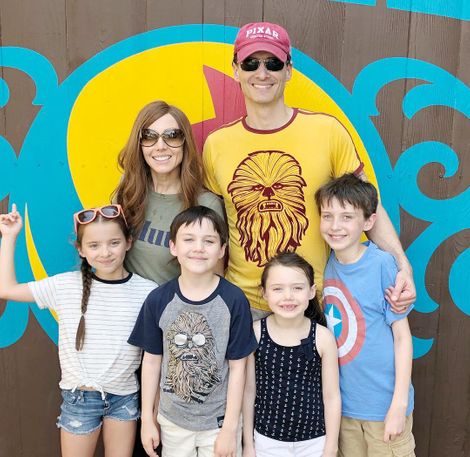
left=29, top=271, right=157, bottom=395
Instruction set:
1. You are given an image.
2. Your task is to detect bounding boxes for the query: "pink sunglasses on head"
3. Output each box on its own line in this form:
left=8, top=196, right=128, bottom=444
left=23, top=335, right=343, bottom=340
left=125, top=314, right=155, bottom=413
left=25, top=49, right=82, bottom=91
left=73, top=204, right=128, bottom=233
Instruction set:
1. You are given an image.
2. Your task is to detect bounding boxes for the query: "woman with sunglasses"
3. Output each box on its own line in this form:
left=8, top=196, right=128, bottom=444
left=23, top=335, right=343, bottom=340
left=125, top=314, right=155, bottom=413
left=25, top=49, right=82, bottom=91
left=112, top=100, right=224, bottom=286
left=0, top=203, right=157, bottom=457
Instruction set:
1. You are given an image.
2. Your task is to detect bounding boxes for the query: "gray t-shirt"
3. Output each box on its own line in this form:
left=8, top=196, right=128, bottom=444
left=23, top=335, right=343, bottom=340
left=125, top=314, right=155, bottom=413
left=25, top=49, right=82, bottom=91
left=125, top=190, right=224, bottom=285
left=128, top=277, right=257, bottom=431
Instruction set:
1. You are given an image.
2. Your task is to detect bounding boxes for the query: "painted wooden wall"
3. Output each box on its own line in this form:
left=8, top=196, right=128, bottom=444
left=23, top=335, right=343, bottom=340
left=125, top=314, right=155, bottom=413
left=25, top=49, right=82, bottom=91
left=0, top=1, right=468, bottom=456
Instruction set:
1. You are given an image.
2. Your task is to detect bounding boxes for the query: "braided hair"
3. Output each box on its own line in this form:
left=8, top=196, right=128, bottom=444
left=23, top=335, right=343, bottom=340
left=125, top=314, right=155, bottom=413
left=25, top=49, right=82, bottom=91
left=74, top=213, right=131, bottom=351
left=75, top=257, right=93, bottom=351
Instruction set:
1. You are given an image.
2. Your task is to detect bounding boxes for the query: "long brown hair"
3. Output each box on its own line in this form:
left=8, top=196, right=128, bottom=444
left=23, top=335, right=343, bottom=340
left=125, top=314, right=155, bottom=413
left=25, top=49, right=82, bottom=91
left=112, top=100, right=203, bottom=237
left=74, top=214, right=131, bottom=351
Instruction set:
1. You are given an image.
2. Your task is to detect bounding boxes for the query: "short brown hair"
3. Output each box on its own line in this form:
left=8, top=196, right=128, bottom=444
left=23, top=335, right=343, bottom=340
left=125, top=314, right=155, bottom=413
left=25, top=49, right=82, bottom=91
left=314, top=173, right=378, bottom=219
left=170, top=206, right=228, bottom=246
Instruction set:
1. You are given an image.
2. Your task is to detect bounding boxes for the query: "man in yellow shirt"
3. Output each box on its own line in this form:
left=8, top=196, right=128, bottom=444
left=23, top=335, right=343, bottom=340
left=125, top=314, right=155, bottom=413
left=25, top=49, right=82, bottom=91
left=203, top=22, right=415, bottom=317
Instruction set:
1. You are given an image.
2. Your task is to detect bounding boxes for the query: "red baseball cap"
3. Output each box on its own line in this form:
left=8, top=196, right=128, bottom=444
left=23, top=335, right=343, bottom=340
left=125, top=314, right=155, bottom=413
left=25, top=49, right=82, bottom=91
left=234, top=22, right=291, bottom=62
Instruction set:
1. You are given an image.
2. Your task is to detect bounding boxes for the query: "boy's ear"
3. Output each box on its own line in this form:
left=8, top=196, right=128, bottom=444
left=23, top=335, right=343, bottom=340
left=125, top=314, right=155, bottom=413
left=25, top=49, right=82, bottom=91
left=219, top=243, right=227, bottom=259
left=364, top=213, right=377, bottom=232
left=169, top=240, right=177, bottom=257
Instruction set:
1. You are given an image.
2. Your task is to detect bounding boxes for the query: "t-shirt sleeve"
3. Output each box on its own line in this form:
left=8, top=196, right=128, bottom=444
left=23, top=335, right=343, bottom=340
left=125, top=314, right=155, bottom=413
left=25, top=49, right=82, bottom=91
left=28, top=276, right=59, bottom=311
left=330, top=117, right=364, bottom=177
left=226, top=290, right=258, bottom=360
left=198, top=191, right=225, bottom=220
left=128, top=290, right=164, bottom=354
left=202, top=135, right=223, bottom=196
left=381, top=253, right=414, bottom=325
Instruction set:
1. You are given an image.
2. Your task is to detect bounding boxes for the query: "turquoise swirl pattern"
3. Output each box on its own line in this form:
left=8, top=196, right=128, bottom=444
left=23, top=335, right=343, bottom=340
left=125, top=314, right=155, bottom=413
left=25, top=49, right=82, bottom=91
left=353, top=57, right=470, bottom=357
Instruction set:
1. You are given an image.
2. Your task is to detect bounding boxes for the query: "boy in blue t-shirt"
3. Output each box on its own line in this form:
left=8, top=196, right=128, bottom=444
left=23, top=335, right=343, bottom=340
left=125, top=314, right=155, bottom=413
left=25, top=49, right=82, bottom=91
left=315, top=174, right=415, bottom=457
left=129, top=206, right=257, bottom=457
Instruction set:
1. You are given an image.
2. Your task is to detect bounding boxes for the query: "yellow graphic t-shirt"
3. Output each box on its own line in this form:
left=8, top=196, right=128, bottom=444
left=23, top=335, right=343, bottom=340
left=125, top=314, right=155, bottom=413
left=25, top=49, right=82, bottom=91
left=203, top=109, right=363, bottom=311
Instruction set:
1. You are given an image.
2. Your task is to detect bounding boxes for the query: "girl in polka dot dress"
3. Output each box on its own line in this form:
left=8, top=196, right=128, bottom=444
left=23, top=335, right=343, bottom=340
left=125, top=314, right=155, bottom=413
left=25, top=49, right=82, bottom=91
left=243, top=252, right=341, bottom=457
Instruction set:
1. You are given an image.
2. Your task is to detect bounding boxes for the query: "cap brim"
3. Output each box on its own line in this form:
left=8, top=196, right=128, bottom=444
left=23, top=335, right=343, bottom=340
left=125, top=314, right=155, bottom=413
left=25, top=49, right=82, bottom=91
left=236, top=42, right=288, bottom=62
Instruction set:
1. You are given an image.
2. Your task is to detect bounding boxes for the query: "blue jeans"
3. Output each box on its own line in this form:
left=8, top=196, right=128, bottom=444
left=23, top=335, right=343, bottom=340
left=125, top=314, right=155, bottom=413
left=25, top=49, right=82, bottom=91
left=57, top=389, right=140, bottom=435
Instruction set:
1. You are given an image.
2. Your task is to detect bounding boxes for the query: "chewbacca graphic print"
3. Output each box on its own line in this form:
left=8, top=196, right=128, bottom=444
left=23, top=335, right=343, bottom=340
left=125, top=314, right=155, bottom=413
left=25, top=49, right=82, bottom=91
left=163, top=311, right=221, bottom=403
left=203, top=109, right=363, bottom=311
left=227, top=150, right=309, bottom=267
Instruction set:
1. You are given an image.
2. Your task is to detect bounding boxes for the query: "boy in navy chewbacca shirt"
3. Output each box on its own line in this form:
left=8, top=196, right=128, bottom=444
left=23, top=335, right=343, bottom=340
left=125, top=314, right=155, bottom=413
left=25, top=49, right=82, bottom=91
left=129, top=206, right=257, bottom=457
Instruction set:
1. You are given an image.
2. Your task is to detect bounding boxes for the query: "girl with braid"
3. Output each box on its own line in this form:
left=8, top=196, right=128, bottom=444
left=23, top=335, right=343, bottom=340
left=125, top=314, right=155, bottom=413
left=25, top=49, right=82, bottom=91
left=0, top=203, right=157, bottom=457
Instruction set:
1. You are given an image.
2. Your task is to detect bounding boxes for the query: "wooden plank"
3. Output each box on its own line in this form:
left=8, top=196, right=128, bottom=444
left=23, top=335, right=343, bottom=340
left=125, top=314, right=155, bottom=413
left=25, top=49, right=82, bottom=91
left=0, top=1, right=66, bottom=456
left=0, top=2, right=468, bottom=455
left=146, top=0, right=203, bottom=29
left=264, top=0, right=346, bottom=78
left=0, top=0, right=67, bottom=79
left=217, top=0, right=263, bottom=26
left=0, top=0, right=66, bottom=151
left=426, top=234, right=470, bottom=457
left=67, top=0, right=147, bottom=71
left=403, top=10, right=467, bottom=457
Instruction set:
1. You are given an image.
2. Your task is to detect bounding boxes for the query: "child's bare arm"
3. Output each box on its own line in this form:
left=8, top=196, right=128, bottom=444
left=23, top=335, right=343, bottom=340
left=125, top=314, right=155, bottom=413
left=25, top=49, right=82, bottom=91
left=141, top=352, right=162, bottom=457
left=384, top=317, right=412, bottom=442
left=0, top=205, right=34, bottom=302
left=214, top=356, right=247, bottom=457
left=317, top=325, right=341, bottom=457
left=241, top=354, right=256, bottom=457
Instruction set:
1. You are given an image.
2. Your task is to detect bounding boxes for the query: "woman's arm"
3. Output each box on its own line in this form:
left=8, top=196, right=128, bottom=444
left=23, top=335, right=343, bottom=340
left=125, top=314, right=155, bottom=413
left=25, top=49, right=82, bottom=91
left=317, top=325, right=341, bottom=457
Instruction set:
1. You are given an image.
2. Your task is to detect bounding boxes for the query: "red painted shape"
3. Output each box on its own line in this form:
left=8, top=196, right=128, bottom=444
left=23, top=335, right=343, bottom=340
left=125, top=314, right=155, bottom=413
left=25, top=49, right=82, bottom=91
left=192, top=65, right=246, bottom=151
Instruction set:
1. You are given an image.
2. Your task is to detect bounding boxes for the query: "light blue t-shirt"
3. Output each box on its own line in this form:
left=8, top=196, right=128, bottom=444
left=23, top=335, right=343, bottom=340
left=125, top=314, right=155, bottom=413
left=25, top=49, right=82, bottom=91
left=324, top=241, right=414, bottom=421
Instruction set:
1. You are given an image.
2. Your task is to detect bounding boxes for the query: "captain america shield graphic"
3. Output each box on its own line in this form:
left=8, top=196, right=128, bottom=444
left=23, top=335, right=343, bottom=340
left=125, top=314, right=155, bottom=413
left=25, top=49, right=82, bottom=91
left=324, top=279, right=366, bottom=365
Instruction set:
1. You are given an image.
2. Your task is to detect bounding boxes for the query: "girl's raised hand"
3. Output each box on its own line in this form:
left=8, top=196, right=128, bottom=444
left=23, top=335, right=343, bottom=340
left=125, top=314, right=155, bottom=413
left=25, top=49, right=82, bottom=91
left=0, top=204, right=23, bottom=237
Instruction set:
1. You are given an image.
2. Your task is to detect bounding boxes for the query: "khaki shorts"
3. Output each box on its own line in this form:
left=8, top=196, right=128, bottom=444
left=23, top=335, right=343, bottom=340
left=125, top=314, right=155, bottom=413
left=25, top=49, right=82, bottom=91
left=339, top=414, right=415, bottom=457
left=158, top=413, right=242, bottom=457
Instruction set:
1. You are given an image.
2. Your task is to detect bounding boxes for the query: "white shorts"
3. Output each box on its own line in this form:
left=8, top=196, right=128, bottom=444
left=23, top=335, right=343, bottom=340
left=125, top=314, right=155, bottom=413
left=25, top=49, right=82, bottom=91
left=254, top=430, right=326, bottom=457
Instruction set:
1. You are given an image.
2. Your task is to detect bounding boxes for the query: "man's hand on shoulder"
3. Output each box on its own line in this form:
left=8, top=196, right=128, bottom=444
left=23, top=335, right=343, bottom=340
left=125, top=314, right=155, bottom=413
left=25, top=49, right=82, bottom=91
left=386, top=267, right=416, bottom=313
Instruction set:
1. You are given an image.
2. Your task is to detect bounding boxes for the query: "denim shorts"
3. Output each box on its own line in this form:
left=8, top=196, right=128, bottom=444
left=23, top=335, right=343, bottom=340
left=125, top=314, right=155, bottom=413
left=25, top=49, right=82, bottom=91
left=57, top=389, right=140, bottom=435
